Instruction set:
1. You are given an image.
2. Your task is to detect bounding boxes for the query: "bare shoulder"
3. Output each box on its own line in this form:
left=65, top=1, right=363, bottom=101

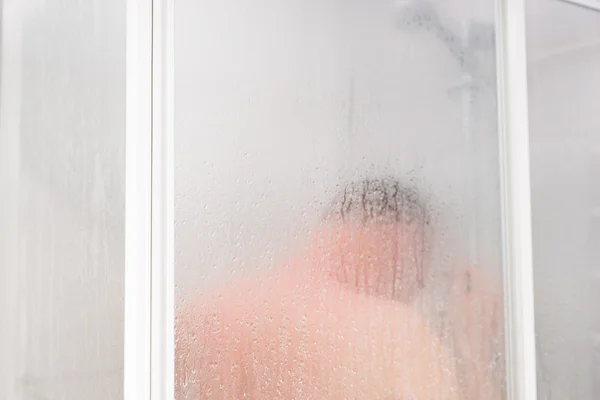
left=348, top=295, right=461, bottom=399
left=175, top=273, right=461, bottom=399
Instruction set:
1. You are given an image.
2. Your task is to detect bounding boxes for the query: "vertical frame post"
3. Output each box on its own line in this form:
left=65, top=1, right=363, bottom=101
left=125, top=0, right=174, bottom=398
left=495, top=0, right=538, bottom=398
left=151, top=0, right=175, bottom=398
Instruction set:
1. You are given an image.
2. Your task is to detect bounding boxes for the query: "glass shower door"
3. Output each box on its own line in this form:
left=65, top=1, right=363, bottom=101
left=172, top=0, right=519, bottom=398
left=0, top=0, right=547, bottom=399
left=0, top=1, right=126, bottom=399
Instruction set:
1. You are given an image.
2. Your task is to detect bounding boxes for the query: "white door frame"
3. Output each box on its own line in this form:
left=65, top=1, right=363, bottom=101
left=123, top=0, right=537, bottom=399
left=495, top=0, right=538, bottom=398
left=124, top=0, right=174, bottom=399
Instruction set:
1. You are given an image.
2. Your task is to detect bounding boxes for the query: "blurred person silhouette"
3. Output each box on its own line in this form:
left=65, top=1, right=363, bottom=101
left=176, top=177, right=504, bottom=399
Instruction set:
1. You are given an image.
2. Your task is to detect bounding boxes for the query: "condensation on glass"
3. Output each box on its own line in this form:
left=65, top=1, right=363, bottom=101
left=525, top=0, right=600, bottom=398
left=174, top=0, right=508, bottom=398
left=0, top=1, right=125, bottom=399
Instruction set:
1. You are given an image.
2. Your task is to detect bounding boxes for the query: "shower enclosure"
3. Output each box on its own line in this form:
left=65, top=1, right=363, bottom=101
left=0, top=0, right=598, bottom=399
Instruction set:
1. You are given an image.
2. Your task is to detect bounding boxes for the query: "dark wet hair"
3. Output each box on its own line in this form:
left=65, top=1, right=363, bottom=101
left=324, top=177, right=434, bottom=229
left=324, top=177, right=436, bottom=290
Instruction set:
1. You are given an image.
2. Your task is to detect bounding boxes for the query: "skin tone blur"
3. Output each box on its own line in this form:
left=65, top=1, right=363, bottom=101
left=176, top=208, right=504, bottom=399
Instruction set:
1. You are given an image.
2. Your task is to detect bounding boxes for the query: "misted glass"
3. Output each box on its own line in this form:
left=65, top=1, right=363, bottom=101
left=525, top=0, right=600, bottom=398
left=174, top=0, right=506, bottom=398
left=0, top=1, right=125, bottom=399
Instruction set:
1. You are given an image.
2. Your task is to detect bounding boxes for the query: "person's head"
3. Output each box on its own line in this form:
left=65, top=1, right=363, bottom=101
left=312, top=177, right=435, bottom=302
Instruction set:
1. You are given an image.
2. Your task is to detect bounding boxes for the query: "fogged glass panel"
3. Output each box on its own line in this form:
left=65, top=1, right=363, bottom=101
left=526, top=1, right=600, bottom=398
left=175, top=0, right=505, bottom=398
left=0, top=1, right=125, bottom=399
